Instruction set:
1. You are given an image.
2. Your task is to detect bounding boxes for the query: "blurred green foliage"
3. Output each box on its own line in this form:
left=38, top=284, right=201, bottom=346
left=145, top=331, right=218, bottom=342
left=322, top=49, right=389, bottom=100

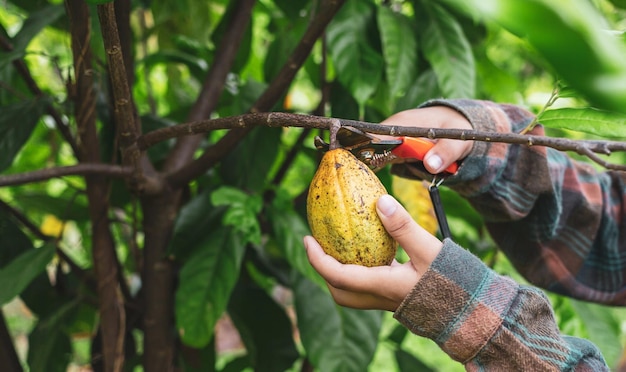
left=1, top=0, right=626, bottom=370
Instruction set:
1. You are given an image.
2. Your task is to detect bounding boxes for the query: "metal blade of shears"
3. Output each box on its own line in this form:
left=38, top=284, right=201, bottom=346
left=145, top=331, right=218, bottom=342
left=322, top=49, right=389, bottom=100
left=314, top=126, right=402, bottom=170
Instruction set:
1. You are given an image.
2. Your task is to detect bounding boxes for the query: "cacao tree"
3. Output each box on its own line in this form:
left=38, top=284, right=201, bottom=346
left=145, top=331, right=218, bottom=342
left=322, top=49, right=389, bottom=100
left=1, top=0, right=626, bottom=371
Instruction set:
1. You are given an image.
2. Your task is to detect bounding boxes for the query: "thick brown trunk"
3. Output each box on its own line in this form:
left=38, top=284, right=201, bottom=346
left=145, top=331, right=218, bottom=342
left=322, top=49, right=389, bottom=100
left=66, top=0, right=125, bottom=370
left=140, top=193, right=181, bottom=372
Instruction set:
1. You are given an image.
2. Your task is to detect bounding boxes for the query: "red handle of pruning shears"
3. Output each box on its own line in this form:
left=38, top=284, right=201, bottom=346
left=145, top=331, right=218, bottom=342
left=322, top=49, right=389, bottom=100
left=390, top=137, right=458, bottom=174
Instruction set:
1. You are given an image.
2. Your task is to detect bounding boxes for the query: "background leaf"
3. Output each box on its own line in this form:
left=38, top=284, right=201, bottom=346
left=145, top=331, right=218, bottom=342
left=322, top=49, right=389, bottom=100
left=0, top=242, right=55, bottom=306
left=0, top=4, right=64, bottom=68
left=327, top=0, right=384, bottom=106
left=0, top=209, right=35, bottom=265
left=3, top=0, right=626, bottom=370
left=27, top=300, right=77, bottom=372
left=211, top=186, right=263, bottom=245
left=441, top=0, right=626, bottom=113
left=220, top=127, right=282, bottom=192
left=10, top=190, right=90, bottom=222
left=175, top=228, right=246, bottom=348
left=538, top=107, right=626, bottom=138
left=420, top=2, right=475, bottom=98
left=293, top=272, right=383, bottom=372
left=0, top=98, right=48, bottom=172
left=168, top=189, right=222, bottom=260
left=377, top=7, right=418, bottom=97
left=227, top=275, right=299, bottom=372
left=570, top=299, right=623, bottom=366
left=267, top=200, right=327, bottom=289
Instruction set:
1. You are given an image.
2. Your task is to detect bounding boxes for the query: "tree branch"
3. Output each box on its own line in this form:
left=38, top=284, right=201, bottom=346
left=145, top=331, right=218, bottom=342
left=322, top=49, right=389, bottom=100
left=165, top=0, right=347, bottom=187
left=0, top=164, right=133, bottom=187
left=137, top=112, right=626, bottom=171
left=97, top=3, right=160, bottom=196
left=97, top=3, right=139, bottom=150
left=70, top=2, right=129, bottom=370
left=114, top=0, right=135, bottom=90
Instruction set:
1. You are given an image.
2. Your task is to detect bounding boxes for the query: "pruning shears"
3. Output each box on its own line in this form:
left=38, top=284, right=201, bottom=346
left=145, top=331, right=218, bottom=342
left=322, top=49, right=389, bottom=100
left=314, top=126, right=457, bottom=239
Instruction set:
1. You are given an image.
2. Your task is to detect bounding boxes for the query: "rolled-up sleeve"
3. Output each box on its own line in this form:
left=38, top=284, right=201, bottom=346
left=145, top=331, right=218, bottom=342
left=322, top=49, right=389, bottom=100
left=394, top=239, right=608, bottom=371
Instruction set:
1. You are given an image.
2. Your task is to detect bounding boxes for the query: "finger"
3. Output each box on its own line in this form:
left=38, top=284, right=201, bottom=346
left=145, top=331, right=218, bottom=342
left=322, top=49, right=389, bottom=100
left=326, top=284, right=399, bottom=311
left=424, top=138, right=470, bottom=174
left=304, top=235, right=393, bottom=292
left=376, top=195, right=442, bottom=275
left=304, top=236, right=417, bottom=300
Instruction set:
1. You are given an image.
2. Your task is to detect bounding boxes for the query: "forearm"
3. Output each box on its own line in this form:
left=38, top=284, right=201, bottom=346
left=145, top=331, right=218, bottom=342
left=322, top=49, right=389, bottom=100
left=415, top=99, right=626, bottom=304
left=393, top=240, right=608, bottom=371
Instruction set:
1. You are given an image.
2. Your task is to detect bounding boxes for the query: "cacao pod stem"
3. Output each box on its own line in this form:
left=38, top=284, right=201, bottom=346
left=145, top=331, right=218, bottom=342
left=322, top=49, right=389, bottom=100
left=329, top=119, right=341, bottom=150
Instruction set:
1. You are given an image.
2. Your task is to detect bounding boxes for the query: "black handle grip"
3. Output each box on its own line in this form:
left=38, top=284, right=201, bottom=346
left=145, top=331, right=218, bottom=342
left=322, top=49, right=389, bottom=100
left=428, top=184, right=452, bottom=240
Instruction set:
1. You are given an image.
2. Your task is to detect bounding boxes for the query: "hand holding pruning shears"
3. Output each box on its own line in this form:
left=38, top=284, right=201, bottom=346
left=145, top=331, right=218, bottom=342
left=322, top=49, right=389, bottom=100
left=380, top=105, right=474, bottom=174
left=315, top=105, right=474, bottom=240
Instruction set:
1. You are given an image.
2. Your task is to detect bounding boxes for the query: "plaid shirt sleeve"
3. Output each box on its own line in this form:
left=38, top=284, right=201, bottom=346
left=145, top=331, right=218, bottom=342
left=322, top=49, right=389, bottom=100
left=394, top=239, right=608, bottom=370
left=391, top=98, right=623, bottom=370
left=395, top=98, right=626, bottom=304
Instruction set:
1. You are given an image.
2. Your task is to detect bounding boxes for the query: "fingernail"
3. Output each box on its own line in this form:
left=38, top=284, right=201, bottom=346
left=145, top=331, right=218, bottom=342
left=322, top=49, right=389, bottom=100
left=377, top=194, right=397, bottom=217
left=425, top=154, right=443, bottom=172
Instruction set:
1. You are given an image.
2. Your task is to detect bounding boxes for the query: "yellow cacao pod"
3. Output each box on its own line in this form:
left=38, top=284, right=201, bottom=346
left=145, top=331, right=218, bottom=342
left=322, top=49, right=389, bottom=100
left=306, top=148, right=396, bottom=267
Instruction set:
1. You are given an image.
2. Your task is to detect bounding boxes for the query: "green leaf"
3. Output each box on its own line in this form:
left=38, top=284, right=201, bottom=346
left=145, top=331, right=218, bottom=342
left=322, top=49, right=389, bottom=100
left=377, top=7, right=418, bottom=97
left=395, top=348, right=435, bottom=372
left=0, top=209, right=35, bottom=267
left=386, top=323, right=408, bottom=345
left=10, top=190, right=90, bottom=221
left=421, top=2, right=475, bottom=98
left=0, top=98, right=49, bottom=172
left=140, top=50, right=208, bottom=82
left=211, top=186, right=262, bottom=245
left=263, top=25, right=302, bottom=82
left=21, top=272, right=85, bottom=319
left=219, top=126, right=282, bottom=192
left=274, top=0, right=310, bottom=19
left=175, top=228, right=246, bottom=348
left=327, top=0, right=384, bottom=105
left=267, top=200, right=327, bottom=290
left=0, top=4, right=64, bottom=69
left=228, top=278, right=299, bottom=372
left=608, top=0, right=626, bottom=8
left=0, top=242, right=55, bottom=306
left=168, top=189, right=222, bottom=260
left=394, top=69, right=442, bottom=111
left=178, top=338, right=216, bottom=372
left=293, top=272, right=383, bottom=372
left=330, top=80, right=360, bottom=119
left=570, top=299, right=623, bottom=366
left=27, top=300, right=78, bottom=372
left=441, top=0, right=626, bottom=113
left=538, top=107, right=626, bottom=138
